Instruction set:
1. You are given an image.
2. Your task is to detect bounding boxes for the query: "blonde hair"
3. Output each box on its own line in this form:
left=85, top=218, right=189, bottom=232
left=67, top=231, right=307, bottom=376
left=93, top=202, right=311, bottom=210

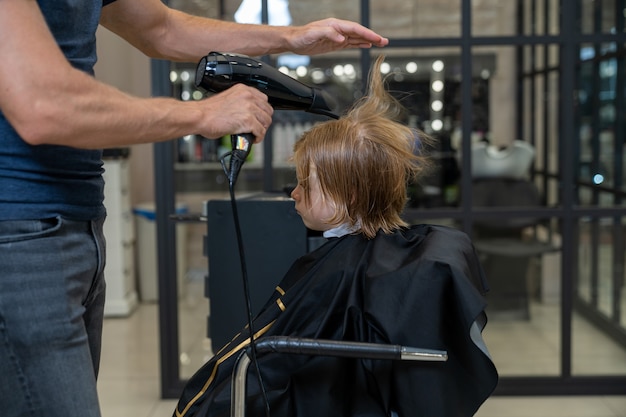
left=293, top=55, right=432, bottom=239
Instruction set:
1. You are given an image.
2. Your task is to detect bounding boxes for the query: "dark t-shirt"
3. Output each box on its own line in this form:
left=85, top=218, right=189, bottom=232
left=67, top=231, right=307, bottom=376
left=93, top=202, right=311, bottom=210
left=0, top=0, right=117, bottom=220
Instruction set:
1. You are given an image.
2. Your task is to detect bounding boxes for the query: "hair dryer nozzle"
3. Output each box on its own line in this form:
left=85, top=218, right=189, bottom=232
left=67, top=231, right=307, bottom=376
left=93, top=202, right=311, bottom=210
left=311, top=88, right=339, bottom=120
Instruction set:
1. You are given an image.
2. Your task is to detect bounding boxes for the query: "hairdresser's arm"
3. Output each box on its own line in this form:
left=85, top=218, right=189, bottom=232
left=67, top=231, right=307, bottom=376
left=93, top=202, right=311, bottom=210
left=99, top=0, right=388, bottom=61
left=0, top=0, right=272, bottom=148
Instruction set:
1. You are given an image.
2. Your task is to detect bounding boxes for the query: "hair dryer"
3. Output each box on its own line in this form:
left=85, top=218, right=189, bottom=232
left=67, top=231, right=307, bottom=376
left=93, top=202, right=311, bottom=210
left=196, top=52, right=338, bottom=118
left=195, top=51, right=338, bottom=185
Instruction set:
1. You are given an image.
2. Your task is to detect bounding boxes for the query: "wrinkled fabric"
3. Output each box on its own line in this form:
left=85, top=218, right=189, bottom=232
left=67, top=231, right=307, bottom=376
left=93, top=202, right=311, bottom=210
left=175, top=224, right=498, bottom=417
left=0, top=0, right=106, bottom=221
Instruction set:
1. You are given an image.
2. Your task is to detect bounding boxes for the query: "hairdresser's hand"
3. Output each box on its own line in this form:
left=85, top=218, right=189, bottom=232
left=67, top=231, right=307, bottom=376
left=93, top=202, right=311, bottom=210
left=285, top=18, right=389, bottom=55
left=197, top=84, right=273, bottom=143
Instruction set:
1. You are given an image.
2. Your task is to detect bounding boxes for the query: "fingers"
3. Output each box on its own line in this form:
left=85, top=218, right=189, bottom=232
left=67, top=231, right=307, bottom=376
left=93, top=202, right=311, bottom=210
left=294, top=18, right=388, bottom=55
left=199, top=84, right=273, bottom=142
left=234, top=85, right=273, bottom=141
left=324, top=18, right=389, bottom=48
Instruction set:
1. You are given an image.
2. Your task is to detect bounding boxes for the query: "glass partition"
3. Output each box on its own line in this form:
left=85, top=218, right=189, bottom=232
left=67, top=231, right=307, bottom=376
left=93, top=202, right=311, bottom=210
left=519, top=42, right=561, bottom=207
left=371, top=0, right=461, bottom=38
left=153, top=0, right=626, bottom=397
left=517, top=0, right=561, bottom=36
left=574, top=216, right=626, bottom=375
left=472, top=0, right=518, bottom=37
left=577, top=42, right=626, bottom=207
left=483, top=252, right=563, bottom=376
left=581, top=0, right=624, bottom=34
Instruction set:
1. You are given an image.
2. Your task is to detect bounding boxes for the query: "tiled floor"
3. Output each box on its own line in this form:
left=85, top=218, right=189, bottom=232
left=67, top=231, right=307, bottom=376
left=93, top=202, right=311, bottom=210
left=98, top=286, right=626, bottom=417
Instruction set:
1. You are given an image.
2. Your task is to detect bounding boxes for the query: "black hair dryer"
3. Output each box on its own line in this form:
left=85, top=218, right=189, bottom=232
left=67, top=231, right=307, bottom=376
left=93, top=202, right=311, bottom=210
left=195, top=52, right=338, bottom=184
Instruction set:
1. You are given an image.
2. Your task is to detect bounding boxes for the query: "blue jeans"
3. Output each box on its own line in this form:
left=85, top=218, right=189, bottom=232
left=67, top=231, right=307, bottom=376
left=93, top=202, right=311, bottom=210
left=0, top=216, right=107, bottom=417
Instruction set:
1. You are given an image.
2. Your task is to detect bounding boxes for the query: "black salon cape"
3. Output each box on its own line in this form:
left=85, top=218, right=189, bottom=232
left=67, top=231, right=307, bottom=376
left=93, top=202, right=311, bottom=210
left=174, top=224, right=498, bottom=417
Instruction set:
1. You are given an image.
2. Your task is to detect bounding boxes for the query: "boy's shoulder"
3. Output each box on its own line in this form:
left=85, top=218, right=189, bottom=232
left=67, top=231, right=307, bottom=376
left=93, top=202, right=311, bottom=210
left=403, top=223, right=472, bottom=247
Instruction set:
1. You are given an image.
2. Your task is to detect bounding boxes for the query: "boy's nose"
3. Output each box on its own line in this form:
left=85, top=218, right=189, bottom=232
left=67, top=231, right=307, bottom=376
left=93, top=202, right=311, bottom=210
left=290, top=186, right=300, bottom=200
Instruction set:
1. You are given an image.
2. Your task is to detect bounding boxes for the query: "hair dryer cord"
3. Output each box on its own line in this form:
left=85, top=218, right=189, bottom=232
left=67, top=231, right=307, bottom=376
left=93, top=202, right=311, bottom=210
left=220, top=134, right=271, bottom=417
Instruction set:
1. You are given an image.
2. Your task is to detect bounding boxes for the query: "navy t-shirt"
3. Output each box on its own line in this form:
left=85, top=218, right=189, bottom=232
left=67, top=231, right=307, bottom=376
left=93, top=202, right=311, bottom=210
left=0, top=0, right=117, bottom=221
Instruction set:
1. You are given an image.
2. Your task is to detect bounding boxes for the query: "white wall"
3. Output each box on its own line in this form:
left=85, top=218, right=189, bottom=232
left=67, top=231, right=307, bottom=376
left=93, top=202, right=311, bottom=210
left=94, top=26, right=155, bottom=207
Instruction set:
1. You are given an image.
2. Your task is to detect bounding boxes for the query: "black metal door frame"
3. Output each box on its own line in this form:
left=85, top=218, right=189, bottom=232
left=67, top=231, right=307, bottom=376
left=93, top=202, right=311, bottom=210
left=154, top=0, right=626, bottom=398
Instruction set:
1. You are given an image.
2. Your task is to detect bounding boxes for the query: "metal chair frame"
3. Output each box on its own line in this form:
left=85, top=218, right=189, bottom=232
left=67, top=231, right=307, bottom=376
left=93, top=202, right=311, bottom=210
left=230, top=336, right=448, bottom=417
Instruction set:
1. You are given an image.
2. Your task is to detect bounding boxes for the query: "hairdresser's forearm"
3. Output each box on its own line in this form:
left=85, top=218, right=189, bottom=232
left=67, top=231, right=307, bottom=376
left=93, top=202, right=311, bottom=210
left=100, top=0, right=291, bottom=61
left=100, top=0, right=388, bottom=62
left=10, top=66, right=271, bottom=148
left=16, top=71, right=201, bottom=148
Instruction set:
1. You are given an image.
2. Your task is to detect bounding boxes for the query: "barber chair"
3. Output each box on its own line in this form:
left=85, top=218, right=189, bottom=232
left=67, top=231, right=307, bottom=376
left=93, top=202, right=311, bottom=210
left=472, top=178, right=556, bottom=319
left=470, top=141, right=557, bottom=319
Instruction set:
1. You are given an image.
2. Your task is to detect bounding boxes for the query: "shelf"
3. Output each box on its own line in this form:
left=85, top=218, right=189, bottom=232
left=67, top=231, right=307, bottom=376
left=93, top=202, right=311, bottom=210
left=174, top=162, right=295, bottom=171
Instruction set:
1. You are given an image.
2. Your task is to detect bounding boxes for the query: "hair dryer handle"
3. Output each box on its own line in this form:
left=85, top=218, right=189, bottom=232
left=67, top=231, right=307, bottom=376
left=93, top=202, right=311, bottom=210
left=227, top=133, right=254, bottom=185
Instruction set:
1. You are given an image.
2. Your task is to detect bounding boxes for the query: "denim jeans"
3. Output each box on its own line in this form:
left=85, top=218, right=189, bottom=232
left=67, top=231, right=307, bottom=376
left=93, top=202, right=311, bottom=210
left=0, top=216, right=107, bottom=417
